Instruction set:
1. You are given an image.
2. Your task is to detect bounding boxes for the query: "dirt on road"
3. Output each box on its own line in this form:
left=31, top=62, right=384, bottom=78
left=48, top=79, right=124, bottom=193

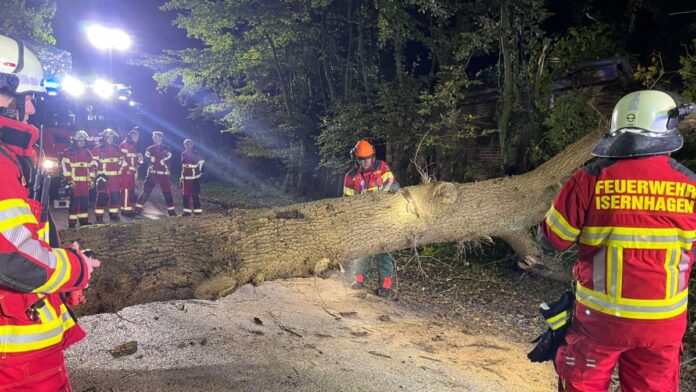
left=66, top=274, right=557, bottom=392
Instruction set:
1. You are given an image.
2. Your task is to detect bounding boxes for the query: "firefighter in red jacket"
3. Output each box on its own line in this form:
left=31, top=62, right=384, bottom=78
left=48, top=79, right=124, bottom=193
left=92, top=128, right=126, bottom=223
left=61, top=130, right=94, bottom=228
left=0, top=33, right=100, bottom=391
left=120, top=127, right=143, bottom=217
left=180, top=138, right=204, bottom=216
left=344, top=140, right=398, bottom=297
left=538, top=90, right=696, bottom=392
left=135, top=131, right=176, bottom=216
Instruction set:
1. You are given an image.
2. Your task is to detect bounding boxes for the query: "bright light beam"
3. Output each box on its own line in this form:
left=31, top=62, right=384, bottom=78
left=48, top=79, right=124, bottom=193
left=86, top=24, right=131, bottom=51
left=93, top=79, right=114, bottom=99
left=62, top=75, right=86, bottom=97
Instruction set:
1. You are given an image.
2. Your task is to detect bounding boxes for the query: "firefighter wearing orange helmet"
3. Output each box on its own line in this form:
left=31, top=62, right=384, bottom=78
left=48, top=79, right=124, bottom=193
left=538, top=90, right=696, bottom=391
left=0, top=33, right=100, bottom=391
left=344, top=139, right=398, bottom=297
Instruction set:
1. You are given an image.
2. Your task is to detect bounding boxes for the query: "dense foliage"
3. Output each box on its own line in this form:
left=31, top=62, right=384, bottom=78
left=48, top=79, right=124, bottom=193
left=139, top=0, right=695, bottom=195
left=0, top=0, right=57, bottom=45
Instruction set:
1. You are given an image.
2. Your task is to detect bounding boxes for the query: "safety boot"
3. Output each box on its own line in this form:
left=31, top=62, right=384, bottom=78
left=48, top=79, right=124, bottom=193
left=351, top=274, right=365, bottom=290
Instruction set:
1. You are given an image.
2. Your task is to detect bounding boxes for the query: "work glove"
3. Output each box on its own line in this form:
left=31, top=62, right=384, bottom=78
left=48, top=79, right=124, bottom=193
left=527, top=290, right=574, bottom=363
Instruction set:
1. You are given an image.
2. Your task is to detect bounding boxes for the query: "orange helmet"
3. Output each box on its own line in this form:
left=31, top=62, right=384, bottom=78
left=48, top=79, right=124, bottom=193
left=353, top=139, right=375, bottom=159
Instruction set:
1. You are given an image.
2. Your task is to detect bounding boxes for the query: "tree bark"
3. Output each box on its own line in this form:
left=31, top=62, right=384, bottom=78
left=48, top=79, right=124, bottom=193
left=62, top=116, right=696, bottom=315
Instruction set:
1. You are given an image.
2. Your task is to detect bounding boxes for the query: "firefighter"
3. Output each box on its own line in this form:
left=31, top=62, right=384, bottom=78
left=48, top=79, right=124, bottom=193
left=344, top=139, right=398, bottom=297
left=92, top=128, right=126, bottom=223
left=0, top=33, right=100, bottom=391
left=538, top=90, right=696, bottom=391
left=61, top=130, right=94, bottom=228
left=120, top=127, right=143, bottom=217
left=180, top=138, right=205, bottom=216
left=135, top=131, right=176, bottom=216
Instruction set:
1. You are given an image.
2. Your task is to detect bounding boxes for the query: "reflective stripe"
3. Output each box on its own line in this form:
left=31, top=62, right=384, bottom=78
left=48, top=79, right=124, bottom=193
left=665, top=248, right=679, bottom=298
left=152, top=171, right=169, bottom=175
left=545, top=206, right=580, bottom=242
left=182, top=175, right=202, bottom=180
left=68, top=215, right=78, bottom=220
left=97, top=170, right=119, bottom=176
left=135, top=203, right=144, bottom=208
left=576, top=283, right=688, bottom=319
left=34, top=249, right=71, bottom=294
left=366, top=186, right=379, bottom=192
left=545, top=310, right=570, bottom=330
left=182, top=208, right=192, bottom=213
left=71, top=162, right=91, bottom=168
left=182, top=164, right=198, bottom=168
left=607, top=246, right=622, bottom=298
left=72, top=176, right=90, bottom=182
left=579, top=226, right=696, bottom=250
left=381, top=171, right=394, bottom=182
left=678, top=251, right=690, bottom=293
left=77, top=213, right=88, bottom=218
left=2, top=225, right=56, bottom=268
left=0, top=201, right=37, bottom=232
left=100, top=158, right=120, bottom=163
left=0, top=304, right=75, bottom=353
left=343, top=187, right=355, bottom=197
left=167, top=206, right=175, bottom=211
left=108, top=208, right=119, bottom=213
left=95, top=209, right=105, bottom=214
left=193, top=209, right=202, bottom=214
left=592, top=247, right=606, bottom=294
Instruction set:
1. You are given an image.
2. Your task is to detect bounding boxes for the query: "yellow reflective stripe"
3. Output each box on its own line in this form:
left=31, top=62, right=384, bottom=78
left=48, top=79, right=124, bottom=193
left=579, top=226, right=696, bottom=250
left=0, top=200, right=37, bottom=231
left=665, top=248, right=680, bottom=299
left=576, top=283, right=688, bottom=320
left=97, top=170, right=119, bottom=176
left=546, top=311, right=570, bottom=330
left=100, top=158, right=120, bottom=163
left=0, top=304, right=74, bottom=353
left=71, top=162, right=92, bottom=168
left=381, top=171, right=394, bottom=182
left=545, top=206, right=580, bottom=242
left=72, top=176, right=90, bottom=181
left=343, top=187, right=355, bottom=197
left=33, top=249, right=71, bottom=294
left=366, top=186, right=379, bottom=192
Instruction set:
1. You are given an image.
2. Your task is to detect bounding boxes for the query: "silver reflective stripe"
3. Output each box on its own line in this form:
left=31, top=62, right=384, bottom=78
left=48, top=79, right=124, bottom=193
left=678, top=251, right=690, bottom=292
left=608, top=247, right=620, bottom=298
left=581, top=231, right=696, bottom=245
left=576, top=289, right=688, bottom=313
left=41, top=250, right=69, bottom=293
left=1, top=311, right=70, bottom=344
left=37, top=303, right=54, bottom=322
left=2, top=225, right=56, bottom=268
left=667, top=249, right=679, bottom=298
left=592, top=248, right=606, bottom=294
left=0, top=206, right=33, bottom=222
left=546, top=212, right=578, bottom=240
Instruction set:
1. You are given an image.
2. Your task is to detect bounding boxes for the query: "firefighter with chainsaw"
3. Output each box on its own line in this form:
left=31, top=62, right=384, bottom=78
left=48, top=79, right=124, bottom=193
left=135, top=130, right=176, bottom=216
left=0, top=33, right=100, bottom=391
left=120, top=127, right=143, bottom=217
left=60, top=130, right=94, bottom=228
left=537, top=90, right=696, bottom=391
left=180, top=138, right=204, bottom=216
left=92, top=128, right=125, bottom=223
left=344, top=139, right=398, bottom=297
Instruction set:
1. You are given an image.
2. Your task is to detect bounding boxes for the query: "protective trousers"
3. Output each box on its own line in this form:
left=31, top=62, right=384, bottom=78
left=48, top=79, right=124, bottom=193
left=95, top=176, right=121, bottom=222
left=0, top=348, right=73, bottom=391
left=68, top=182, right=90, bottom=228
left=353, top=253, right=394, bottom=288
left=136, top=174, right=175, bottom=216
left=181, top=178, right=202, bottom=216
left=121, top=171, right=137, bottom=216
left=555, top=326, right=681, bottom=392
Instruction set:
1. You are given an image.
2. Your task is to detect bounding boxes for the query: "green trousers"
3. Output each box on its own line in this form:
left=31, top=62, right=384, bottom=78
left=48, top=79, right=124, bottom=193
left=354, top=253, right=394, bottom=286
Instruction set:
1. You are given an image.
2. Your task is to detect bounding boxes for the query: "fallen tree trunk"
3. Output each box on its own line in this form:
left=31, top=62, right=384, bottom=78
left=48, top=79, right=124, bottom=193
left=61, top=116, right=696, bottom=315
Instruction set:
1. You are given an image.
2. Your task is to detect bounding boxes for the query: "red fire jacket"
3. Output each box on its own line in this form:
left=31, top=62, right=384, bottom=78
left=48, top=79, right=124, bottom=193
left=60, top=146, right=94, bottom=184
left=0, top=145, right=88, bottom=362
left=92, top=143, right=126, bottom=177
left=119, top=139, right=142, bottom=173
left=145, top=144, right=172, bottom=176
left=539, top=155, right=696, bottom=346
left=181, top=150, right=204, bottom=180
left=343, top=160, right=395, bottom=196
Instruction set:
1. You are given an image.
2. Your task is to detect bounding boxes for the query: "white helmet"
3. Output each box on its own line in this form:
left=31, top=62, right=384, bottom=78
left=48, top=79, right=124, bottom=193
left=0, top=34, right=46, bottom=94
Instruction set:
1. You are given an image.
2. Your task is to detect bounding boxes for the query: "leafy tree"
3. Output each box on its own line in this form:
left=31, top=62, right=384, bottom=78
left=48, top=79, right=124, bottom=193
left=0, top=0, right=57, bottom=45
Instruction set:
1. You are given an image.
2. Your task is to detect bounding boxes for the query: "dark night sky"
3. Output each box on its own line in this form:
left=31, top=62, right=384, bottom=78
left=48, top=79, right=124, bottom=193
left=53, top=0, right=198, bottom=139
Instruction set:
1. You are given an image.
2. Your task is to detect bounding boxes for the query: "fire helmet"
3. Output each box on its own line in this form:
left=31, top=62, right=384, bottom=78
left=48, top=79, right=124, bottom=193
left=101, top=128, right=119, bottom=138
left=592, top=90, right=687, bottom=158
left=152, top=131, right=164, bottom=138
left=183, top=138, right=193, bottom=146
left=128, top=126, right=139, bottom=137
left=74, top=130, right=89, bottom=141
left=353, top=140, right=375, bottom=159
left=0, top=34, right=45, bottom=94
